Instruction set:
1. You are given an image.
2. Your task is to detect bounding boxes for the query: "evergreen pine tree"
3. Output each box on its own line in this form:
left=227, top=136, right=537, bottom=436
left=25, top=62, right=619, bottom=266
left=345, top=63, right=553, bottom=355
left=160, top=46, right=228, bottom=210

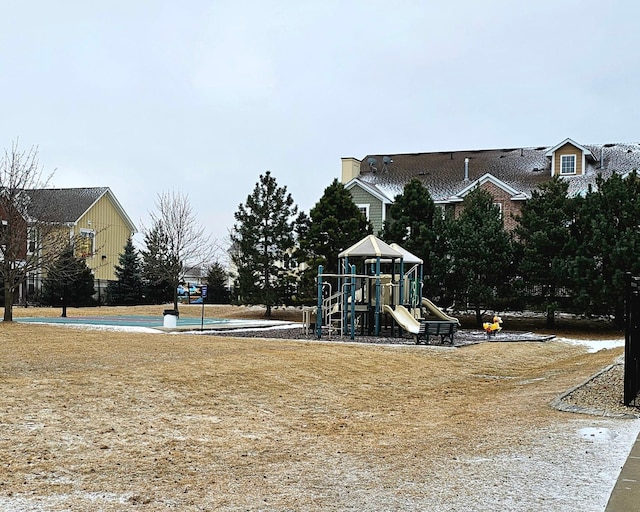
left=569, top=172, right=640, bottom=325
left=231, top=171, right=299, bottom=317
left=382, top=179, right=437, bottom=258
left=106, top=238, right=144, bottom=305
left=514, top=177, right=575, bottom=327
left=448, top=187, right=513, bottom=326
left=295, top=180, right=371, bottom=303
left=205, top=261, right=230, bottom=304
left=140, top=222, right=174, bottom=304
left=381, top=179, right=450, bottom=301
left=41, top=246, right=95, bottom=315
left=299, top=179, right=372, bottom=274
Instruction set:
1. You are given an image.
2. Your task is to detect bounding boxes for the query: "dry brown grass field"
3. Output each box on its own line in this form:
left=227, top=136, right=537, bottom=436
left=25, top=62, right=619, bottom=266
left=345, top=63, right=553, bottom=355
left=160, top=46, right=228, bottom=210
left=0, top=305, right=634, bottom=511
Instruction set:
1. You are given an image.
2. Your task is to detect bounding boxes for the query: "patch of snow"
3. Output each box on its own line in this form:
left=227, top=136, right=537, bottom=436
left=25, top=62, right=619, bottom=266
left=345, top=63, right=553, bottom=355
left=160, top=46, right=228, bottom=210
left=578, top=427, right=619, bottom=442
left=556, top=337, right=624, bottom=353
left=22, top=321, right=160, bottom=333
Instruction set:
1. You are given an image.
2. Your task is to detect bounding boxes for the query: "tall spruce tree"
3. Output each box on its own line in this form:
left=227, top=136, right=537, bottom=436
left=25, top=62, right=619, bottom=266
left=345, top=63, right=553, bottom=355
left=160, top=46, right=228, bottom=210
left=106, top=238, right=144, bottom=305
left=514, top=177, right=575, bottom=327
left=296, top=180, right=372, bottom=303
left=140, top=221, right=174, bottom=305
left=569, top=172, right=640, bottom=325
left=299, top=179, right=371, bottom=274
left=41, top=246, right=95, bottom=315
left=231, top=171, right=299, bottom=317
left=448, top=187, right=513, bottom=326
left=382, top=179, right=437, bottom=258
left=381, top=179, right=450, bottom=300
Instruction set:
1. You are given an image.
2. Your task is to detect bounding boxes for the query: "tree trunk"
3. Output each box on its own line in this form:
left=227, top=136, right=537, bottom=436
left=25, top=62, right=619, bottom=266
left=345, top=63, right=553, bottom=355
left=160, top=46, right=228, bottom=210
left=475, top=306, right=482, bottom=328
left=172, top=281, right=179, bottom=313
left=545, top=306, right=555, bottom=328
left=3, top=280, right=13, bottom=322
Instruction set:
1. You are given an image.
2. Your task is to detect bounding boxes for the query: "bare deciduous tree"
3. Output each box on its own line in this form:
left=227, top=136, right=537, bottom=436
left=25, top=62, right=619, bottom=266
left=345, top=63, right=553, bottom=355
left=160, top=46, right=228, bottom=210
left=0, top=141, right=69, bottom=321
left=142, top=190, right=219, bottom=312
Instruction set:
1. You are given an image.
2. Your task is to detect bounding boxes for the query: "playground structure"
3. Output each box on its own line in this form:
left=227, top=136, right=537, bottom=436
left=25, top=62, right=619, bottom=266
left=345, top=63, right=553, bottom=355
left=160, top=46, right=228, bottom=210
left=311, top=235, right=458, bottom=340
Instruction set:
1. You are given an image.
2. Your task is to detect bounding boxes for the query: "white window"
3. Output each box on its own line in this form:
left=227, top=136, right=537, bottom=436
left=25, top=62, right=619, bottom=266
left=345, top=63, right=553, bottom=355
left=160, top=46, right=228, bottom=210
left=77, top=229, right=95, bottom=258
left=356, top=204, right=370, bottom=221
left=560, top=154, right=576, bottom=175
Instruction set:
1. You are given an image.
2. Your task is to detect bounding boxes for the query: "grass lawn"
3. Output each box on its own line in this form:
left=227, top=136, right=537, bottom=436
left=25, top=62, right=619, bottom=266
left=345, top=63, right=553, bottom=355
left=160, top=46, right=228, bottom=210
left=0, top=305, right=630, bottom=511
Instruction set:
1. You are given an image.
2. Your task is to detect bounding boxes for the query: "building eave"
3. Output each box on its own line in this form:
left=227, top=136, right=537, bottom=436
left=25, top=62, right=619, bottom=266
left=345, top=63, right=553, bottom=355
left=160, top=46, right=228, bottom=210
left=545, top=137, right=594, bottom=159
left=345, top=177, right=393, bottom=204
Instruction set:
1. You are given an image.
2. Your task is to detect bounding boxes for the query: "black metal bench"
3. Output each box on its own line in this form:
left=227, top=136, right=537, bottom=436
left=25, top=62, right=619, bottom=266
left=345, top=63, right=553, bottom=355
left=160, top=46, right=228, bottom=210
left=416, top=320, right=457, bottom=345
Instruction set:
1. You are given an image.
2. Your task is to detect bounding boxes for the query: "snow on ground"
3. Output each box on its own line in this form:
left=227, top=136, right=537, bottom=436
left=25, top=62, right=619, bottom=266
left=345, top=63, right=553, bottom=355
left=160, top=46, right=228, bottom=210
left=55, top=323, right=160, bottom=333
left=421, top=418, right=640, bottom=512
left=557, top=337, right=625, bottom=353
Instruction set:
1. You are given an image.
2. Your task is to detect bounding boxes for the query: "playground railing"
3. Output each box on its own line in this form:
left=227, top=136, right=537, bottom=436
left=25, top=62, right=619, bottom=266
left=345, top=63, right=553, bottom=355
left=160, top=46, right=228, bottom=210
left=321, top=290, right=343, bottom=335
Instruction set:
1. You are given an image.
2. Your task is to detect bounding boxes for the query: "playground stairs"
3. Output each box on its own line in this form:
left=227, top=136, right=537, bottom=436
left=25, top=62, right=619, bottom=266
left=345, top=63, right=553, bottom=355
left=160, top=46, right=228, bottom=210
left=321, top=290, right=343, bottom=336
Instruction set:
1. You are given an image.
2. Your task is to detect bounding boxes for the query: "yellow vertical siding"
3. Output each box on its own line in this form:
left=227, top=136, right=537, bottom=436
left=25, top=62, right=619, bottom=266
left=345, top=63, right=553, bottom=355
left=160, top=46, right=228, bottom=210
left=73, top=194, right=133, bottom=281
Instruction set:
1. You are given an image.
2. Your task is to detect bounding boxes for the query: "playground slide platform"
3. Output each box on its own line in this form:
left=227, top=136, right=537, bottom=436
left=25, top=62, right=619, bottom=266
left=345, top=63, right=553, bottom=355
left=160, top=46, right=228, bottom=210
left=422, top=297, right=460, bottom=325
left=382, top=304, right=421, bottom=334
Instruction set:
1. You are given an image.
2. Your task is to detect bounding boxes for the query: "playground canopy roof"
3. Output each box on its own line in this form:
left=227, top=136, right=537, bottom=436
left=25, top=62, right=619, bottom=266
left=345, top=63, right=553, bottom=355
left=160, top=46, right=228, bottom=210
left=338, top=235, right=403, bottom=259
left=389, top=243, right=423, bottom=264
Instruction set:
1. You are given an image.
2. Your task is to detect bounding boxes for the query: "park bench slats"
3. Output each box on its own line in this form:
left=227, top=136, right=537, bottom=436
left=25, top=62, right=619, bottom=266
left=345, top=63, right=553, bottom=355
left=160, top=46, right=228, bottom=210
left=416, top=320, right=457, bottom=345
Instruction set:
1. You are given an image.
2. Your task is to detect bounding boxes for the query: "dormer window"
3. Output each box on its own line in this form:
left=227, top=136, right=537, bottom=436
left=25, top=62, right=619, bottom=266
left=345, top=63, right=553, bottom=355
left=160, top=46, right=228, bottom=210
left=545, top=138, right=593, bottom=177
left=561, top=154, right=576, bottom=175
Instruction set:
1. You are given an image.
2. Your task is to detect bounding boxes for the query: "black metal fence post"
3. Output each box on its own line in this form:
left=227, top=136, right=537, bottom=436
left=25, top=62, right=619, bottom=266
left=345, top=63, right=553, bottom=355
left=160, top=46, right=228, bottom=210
left=624, top=273, right=640, bottom=406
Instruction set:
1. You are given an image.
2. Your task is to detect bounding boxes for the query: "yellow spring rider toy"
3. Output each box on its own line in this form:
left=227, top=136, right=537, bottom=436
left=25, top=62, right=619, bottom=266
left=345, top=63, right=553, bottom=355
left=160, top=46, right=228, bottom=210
left=483, top=315, right=502, bottom=338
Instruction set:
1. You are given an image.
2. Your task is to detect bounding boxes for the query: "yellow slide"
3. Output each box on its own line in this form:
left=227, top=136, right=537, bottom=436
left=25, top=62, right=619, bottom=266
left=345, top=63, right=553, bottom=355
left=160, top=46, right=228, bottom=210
left=421, top=297, right=460, bottom=325
left=382, top=304, right=421, bottom=334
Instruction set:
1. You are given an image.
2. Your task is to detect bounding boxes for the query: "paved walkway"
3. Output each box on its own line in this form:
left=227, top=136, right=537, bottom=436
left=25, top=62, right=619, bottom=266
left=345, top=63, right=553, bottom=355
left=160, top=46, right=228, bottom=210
left=606, top=432, right=640, bottom=511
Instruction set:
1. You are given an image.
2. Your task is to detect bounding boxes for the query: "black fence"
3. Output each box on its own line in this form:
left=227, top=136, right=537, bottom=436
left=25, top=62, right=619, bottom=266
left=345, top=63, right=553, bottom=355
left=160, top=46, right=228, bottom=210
left=624, top=273, right=640, bottom=406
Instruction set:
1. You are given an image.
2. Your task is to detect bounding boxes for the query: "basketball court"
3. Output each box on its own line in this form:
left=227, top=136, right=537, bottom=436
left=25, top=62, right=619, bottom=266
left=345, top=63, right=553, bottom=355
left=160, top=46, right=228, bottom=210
left=14, top=315, right=297, bottom=331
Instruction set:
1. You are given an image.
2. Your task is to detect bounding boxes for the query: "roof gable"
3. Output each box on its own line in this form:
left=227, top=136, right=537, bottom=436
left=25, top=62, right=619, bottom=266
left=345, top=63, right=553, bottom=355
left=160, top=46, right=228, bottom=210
left=345, top=178, right=392, bottom=203
left=25, top=187, right=136, bottom=232
left=545, top=138, right=594, bottom=159
left=451, top=173, right=529, bottom=201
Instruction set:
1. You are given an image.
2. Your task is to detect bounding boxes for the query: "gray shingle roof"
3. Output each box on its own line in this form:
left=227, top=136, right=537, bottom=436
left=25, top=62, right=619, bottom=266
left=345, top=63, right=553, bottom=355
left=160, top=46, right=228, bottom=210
left=357, top=142, right=640, bottom=201
left=26, top=187, right=109, bottom=223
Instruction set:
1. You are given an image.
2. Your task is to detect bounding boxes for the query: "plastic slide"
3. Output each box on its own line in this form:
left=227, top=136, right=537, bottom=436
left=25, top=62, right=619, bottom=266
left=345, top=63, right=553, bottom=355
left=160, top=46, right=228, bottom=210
left=382, top=304, right=421, bottom=334
left=421, top=297, right=460, bottom=325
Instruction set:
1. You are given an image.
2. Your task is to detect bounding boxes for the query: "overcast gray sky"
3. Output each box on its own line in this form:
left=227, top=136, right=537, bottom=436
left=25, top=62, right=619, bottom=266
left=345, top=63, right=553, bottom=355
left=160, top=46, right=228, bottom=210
left=1, top=0, right=638, bottom=252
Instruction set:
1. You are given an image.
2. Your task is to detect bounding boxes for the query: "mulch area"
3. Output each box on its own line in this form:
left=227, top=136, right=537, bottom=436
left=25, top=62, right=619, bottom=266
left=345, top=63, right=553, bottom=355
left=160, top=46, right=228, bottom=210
left=199, top=325, right=555, bottom=347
